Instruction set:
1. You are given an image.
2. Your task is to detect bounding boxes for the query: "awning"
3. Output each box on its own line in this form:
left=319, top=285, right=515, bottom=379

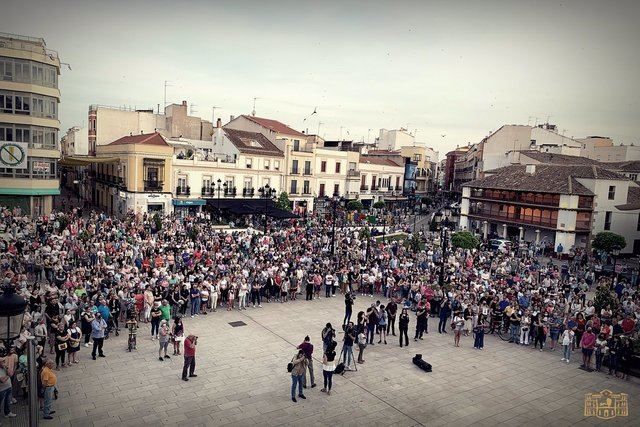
left=205, top=198, right=298, bottom=218
left=172, top=199, right=206, bottom=207
left=59, top=156, right=120, bottom=167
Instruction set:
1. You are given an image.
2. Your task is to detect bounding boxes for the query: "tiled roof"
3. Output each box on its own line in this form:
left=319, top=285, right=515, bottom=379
left=222, top=128, right=284, bottom=157
left=242, top=115, right=306, bottom=137
left=606, top=160, right=640, bottom=173
left=519, top=150, right=601, bottom=165
left=368, top=149, right=401, bottom=155
left=464, top=164, right=628, bottom=195
left=359, top=155, right=403, bottom=167
left=108, top=132, right=169, bottom=146
left=616, top=185, right=640, bottom=211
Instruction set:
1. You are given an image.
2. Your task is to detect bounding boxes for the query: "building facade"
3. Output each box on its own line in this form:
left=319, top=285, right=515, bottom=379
left=0, top=33, right=61, bottom=215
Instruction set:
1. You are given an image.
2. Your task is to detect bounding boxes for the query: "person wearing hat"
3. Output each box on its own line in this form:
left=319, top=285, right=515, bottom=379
left=158, top=320, right=171, bottom=361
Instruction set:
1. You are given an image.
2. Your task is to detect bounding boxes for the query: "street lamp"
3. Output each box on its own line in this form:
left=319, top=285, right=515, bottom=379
left=325, top=193, right=343, bottom=256
left=612, top=247, right=621, bottom=280
left=0, top=285, right=37, bottom=427
left=439, top=227, right=449, bottom=286
left=258, top=184, right=276, bottom=234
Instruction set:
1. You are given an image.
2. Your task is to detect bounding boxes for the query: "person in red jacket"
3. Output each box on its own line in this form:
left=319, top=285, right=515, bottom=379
left=181, top=335, right=198, bottom=381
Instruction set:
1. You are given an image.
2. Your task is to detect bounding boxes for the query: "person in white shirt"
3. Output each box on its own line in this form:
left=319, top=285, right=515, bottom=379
left=561, top=328, right=575, bottom=363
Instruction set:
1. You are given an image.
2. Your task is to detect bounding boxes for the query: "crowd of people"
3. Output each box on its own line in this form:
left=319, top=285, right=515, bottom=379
left=0, top=202, right=638, bottom=416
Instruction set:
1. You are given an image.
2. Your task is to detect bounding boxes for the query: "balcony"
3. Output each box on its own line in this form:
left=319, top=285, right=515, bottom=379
left=469, top=189, right=561, bottom=208
left=388, top=186, right=394, bottom=191
left=201, top=186, right=213, bottom=197
left=360, top=185, right=369, bottom=191
left=303, top=169, right=312, bottom=176
left=290, top=188, right=299, bottom=195
left=242, top=188, right=255, bottom=197
left=468, top=207, right=558, bottom=229
left=224, top=187, right=237, bottom=197
left=292, top=146, right=313, bottom=153
left=347, top=169, right=360, bottom=177
left=144, top=180, right=163, bottom=192
left=176, top=186, right=191, bottom=196
left=303, top=188, right=311, bottom=195
left=290, top=168, right=299, bottom=175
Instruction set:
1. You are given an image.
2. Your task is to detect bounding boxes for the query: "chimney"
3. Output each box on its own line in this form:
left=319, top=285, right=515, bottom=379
left=182, top=100, right=187, bottom=106
left=230, top=115, right=235, bottom=122
left=216, top=118, right=222, bottom=128
left=525, top=164, right=536, bottom=174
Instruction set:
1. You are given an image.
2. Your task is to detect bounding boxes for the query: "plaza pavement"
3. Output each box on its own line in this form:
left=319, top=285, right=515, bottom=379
left=50, top=295, right=638, bottom=426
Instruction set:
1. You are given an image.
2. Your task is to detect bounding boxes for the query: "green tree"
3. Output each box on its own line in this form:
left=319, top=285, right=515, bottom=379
left=592, top=232, right=626, bottom=254
left=593, top=284, right=619, bottom=313
left=347, top=200, right=364, bottom=211
left=359, top=226, right=371, bottom=239
left=373, top=201, right=386, bottom=209
left=451, top=231, right=479, bottom=249
left=275, top=192, right=292, bottom=211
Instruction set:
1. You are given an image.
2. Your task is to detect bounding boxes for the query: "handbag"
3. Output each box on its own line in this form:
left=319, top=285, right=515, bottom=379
left=287, top=355, right=295, bottom=373
left=57, top=343, right=67, bottom=351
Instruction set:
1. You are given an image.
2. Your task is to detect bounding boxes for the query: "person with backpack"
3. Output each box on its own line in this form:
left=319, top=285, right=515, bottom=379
left=399, top=308, right=410, bottom=347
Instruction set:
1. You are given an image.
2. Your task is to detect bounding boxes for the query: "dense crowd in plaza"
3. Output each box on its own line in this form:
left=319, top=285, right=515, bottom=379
left=0, top=203, right=638, bottom=416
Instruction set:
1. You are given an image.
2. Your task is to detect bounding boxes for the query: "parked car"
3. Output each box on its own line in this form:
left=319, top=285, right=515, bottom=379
left=489, top=238, right=512, bottom=253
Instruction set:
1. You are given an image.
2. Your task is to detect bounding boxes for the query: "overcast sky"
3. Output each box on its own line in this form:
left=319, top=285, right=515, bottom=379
left=2, top=0, right=639, bottom=154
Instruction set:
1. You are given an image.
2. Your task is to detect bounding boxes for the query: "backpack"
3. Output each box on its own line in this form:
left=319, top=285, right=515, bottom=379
left=334, top=362, right=345, bottom=375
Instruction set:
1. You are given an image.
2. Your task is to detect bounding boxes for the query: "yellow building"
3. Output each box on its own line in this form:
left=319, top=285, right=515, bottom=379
left=95, top=133, right=173, bottom=216
left=0, top=33, right=61, bottom=215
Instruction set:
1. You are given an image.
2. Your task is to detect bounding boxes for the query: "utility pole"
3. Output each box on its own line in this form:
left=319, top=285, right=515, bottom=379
left=163, top=80, right=173, bottom=108
left=252, top=97, right=259, bottom=116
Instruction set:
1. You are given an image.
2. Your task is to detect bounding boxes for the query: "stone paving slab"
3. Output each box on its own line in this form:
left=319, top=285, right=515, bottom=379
left=49, top=296, right=639, bottom=426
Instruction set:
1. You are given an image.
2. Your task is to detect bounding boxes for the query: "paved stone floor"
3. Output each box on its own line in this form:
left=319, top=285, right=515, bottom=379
left=50, top=296, right=638, bottom=426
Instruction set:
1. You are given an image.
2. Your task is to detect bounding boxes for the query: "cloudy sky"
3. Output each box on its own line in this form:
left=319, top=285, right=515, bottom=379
left=2, top=0, right=639, bottom=154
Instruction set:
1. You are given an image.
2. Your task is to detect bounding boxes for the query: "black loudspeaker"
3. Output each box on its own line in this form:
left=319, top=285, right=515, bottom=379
left=412, top=354, right=432, bottom=372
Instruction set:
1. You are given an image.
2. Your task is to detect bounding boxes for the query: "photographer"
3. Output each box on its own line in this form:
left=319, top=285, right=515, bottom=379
left=344, top=292, right=355, bottom=326
left=321, top=323, right=335, bottom=353
left=181, top=334, right=198, bottom=381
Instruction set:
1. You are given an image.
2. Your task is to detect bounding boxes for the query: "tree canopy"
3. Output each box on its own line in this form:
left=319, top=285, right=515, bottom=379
left=450, top=231, right=479, bottom=249
left=347, top=200, right=364, bottom=211
left=275, top=192, right=292, bottom=211
left=592, top=231, right=626, bottom=254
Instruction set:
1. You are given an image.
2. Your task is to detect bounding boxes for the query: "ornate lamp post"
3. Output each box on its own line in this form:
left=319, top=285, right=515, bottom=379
left=325, top=193, right=344, bottom=257
left=258, top=184, right=276, bottom=234
left=438, top=227, right=449, bottom=286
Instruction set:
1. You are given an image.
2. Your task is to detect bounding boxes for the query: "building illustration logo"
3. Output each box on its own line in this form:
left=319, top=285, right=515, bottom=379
left=584, top=389, right=628, bottom=420
left=0, top=142, right=27, bottom=168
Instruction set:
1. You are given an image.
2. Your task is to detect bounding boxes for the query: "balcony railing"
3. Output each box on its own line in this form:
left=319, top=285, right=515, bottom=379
left=144, top=180, right=163, bottom=192
left=176, top=186, right=191, bottom=196
left=388, top=186, right=394, bottom=191
left=292, top=146, right=313, bottom=153
left=469, top=208, right=558, bottom=228
left=347, top=169, right=360, bottom=177
left=202, top=186, right=213, bottom=196
left=242, top=188, right=255, bottom=197
left=290, top=168, right=299, bottom=175
left=469, top=190, right=561, bottom=208
left=360, top=185, right=369, bottom=191
left=303, top=169, right=312, bottom=176
left=303, top=188, right=311, bottom=195
left=290, top=189, right=299, bottom=195
left=224, top=187, right=237, bottom=197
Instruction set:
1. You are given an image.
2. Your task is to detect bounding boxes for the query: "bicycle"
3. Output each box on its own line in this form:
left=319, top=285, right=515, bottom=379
left=484, top=316, right=511, bottom=341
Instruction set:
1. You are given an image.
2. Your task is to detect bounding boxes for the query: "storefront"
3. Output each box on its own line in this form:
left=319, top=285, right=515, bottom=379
left=172, top=199, right=206, bottom=217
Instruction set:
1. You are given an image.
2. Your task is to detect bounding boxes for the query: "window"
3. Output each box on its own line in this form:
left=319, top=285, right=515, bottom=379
left=413, top=154, right=421, bottom=161
left=293, top=140, right=300, bottom=151
left=335, top=162, right=341, bottom=173
left=334, top=184, right=339, bottom=195
left=604, top=211, right=612, bottom=230
left=246, top=158, right=252, bottom=169
left=14, top=95, right=29, bottom=114
left=319, top=183, right=325, bottom=197
left=321, top=161, right=327, bottom=172
left=177, top=176, right=188, bottom=190
left=290, top=180, right=298, bottom=194
left=274, top=160, right=280, bottom=171
left=304, top=161, right=311, bottom=175
left=291, top=159, right=298, bottom=173
left=303, top=180, right=310, bottom=194
left=202, top=176, right=211, bottom=190
left=630, top=174, right=638, bottom=181
left=243, top=178, right=252, bottom=190
left=608, top=185, right=616, bottom=200
left=264, top=160, right=270, bottom=170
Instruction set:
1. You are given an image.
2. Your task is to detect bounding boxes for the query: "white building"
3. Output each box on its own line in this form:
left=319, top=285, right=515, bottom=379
left=61, top=126, right=88, bottom=157
left=579, top=136, right=640, bottom=162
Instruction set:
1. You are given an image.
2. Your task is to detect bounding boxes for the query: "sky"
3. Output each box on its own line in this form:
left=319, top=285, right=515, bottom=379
left=2, top=0, right=640, bottom=155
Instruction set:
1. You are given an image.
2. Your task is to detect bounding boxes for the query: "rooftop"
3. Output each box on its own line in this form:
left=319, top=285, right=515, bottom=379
left=616, top=186, right=640, bottom=211
left=241, top=115, right=306, bottom=137
left=359, top=155, right=403, bottom=167
left=464, top=164, right=629, bottom=195
left=223, top=128, right=284, bottom=157
left=108, top=132, right=169, bottom=146
left=518, top=150, right=601, bottom=166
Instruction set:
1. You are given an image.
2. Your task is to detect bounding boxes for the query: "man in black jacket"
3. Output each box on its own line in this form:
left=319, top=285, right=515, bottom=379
left=386, top=299, right=398, bottom=336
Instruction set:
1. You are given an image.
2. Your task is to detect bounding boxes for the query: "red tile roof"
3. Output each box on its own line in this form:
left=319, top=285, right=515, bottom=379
left=359, top=155, right=403, bottom=167
left=108, top=132, right=169, bottom=146
left=242, top=115, right=306, bottom=137
left=223, top=128, right=284, bottom=157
